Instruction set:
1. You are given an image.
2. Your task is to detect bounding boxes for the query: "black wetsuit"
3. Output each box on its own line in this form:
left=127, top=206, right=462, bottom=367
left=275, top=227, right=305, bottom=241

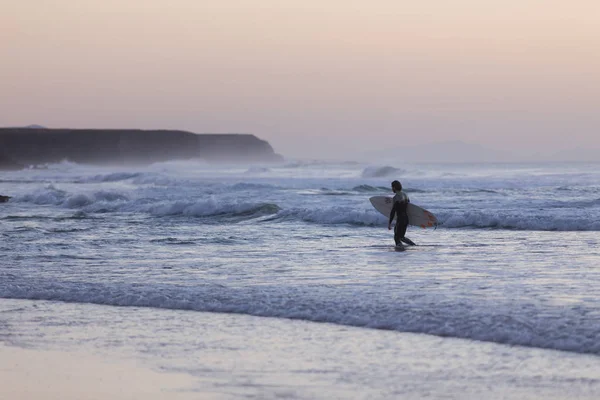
left=389, top=191, right=415, bottom=246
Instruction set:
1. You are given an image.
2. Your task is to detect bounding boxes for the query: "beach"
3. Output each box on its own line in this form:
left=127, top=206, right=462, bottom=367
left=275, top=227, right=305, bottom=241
left=0, top=342, right=195, bottom=400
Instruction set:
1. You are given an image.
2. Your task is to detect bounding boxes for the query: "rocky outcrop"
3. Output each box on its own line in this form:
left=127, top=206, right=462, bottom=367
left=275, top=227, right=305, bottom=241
left=0, top=128, right=283, bottom=169
left=0, top=195, right=11, bottom=203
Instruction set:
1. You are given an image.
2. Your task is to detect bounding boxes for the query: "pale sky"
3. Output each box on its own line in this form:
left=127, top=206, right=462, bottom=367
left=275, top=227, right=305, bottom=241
left=2, top=0, right=599, bottom=159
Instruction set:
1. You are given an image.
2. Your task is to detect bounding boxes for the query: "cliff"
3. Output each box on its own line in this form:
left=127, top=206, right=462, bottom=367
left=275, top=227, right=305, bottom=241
left=0, top=128, right=283, bottom=169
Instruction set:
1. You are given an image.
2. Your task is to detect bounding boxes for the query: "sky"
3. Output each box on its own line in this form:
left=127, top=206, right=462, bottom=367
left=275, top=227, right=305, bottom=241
left=2, top=0, right=599, bottom=160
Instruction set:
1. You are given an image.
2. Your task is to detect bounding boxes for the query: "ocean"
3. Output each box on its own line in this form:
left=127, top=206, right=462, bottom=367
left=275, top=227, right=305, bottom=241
left=1, top=160, right=600, bottom=398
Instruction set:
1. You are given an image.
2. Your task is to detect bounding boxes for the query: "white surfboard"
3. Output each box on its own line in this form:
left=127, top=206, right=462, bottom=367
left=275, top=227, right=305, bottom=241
left=369, top=196, right=438, bottom=229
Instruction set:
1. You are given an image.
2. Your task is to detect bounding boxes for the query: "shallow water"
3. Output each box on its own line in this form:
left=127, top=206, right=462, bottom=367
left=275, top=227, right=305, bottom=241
left=1, top=160, right=600, bottom=397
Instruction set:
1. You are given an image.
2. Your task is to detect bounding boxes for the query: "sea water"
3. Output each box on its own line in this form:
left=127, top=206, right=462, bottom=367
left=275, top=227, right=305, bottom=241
left=1, top=160, right=600, bottom=398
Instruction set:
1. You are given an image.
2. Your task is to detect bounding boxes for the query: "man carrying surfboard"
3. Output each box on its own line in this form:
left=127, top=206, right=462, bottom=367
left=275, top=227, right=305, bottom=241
left=388, top=180, right=416, bottom=246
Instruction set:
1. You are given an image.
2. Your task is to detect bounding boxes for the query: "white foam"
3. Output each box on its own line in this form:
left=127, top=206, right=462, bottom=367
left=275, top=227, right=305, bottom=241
left=16, top=186, right=130, bottom=210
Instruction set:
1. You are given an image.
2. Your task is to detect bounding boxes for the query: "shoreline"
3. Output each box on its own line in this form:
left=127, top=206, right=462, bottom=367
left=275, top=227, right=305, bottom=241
left=2, top=299, right=600, bottom=399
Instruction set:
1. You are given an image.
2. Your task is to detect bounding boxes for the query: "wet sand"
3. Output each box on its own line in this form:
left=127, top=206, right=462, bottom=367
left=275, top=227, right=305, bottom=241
left=0, top=344, right=197, bottom=400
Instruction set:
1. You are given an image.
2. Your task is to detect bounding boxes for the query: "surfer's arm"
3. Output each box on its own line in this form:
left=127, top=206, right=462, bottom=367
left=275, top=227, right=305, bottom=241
left=388, top=203, right=397, bottom=229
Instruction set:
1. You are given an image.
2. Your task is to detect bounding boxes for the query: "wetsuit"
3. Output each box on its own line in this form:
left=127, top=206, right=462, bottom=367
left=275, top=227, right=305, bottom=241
left=389, top=191, right=415, bottom=245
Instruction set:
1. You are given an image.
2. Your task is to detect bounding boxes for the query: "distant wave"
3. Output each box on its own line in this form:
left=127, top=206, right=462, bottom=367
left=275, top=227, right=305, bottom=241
left=78, top=172, right=143, bottom=183
left=231, top=182, right=280, bottom=190
left=296, top=188, right=353, bottom=196
left=17, top=186, right=129, bottom=209
left=14, top=186, right=280, bottom=220
left=298, top=186, right=388, bottom=196
left=320, top=189, right=353, bottom=196
left=352, top=184, right=386, bottom=192
left=2, top=280, right=599, bottom=355
left=455, top=189, right=502, bottom=194
left=265, top=207, right=384, bottom=226
left=245, top=167, right=271, bottom=174
left=145, top=199, right=280, bottom=219
left=438, top=211, right=600, bottom=231
left=283, top=160, right=336, bottom=168
left=361, top=166, right=405, bottom=178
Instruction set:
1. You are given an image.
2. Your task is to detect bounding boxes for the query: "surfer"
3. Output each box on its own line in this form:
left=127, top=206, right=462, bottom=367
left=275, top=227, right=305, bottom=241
left=388, top=180, right=416, bottom=246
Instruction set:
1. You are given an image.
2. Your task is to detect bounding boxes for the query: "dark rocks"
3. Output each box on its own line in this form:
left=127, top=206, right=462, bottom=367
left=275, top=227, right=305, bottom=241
left=0, top=195, right=11, bottom=203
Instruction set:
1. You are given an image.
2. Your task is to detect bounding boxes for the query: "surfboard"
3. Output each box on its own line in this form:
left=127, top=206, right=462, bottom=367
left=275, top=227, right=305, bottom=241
left=369, top=196, right=437, bottom=229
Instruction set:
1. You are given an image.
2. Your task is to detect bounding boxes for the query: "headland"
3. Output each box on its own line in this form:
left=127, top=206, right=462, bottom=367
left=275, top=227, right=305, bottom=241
left=0, top=128, right=283, bottom=169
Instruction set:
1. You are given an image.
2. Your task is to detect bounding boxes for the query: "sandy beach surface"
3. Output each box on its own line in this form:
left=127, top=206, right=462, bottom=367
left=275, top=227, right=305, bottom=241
left=0, top=344, right=198, bottom=400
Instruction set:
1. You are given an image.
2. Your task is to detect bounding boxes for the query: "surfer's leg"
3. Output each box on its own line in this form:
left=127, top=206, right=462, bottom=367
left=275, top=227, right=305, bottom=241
left=397, top=221, right=416, bottom=245
left=393, top=223, right=402, bottom=246
left=395, top=221, right=407, bottom=245
left=401, top=237, right=416, bottom=246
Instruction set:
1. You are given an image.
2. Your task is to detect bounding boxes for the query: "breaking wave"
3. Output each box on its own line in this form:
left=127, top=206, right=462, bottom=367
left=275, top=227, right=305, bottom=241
left=78, top=172, right=144, bottom=183
left=361, top=166, right=405, bottom=178
left=2, top=280, right=599, bottom=355
left=145, top=200, right=280, bottom=218
left=266, top=207, right=384, bottom=226
left=18, top=186, right=129, bottom=208
left=438, top=211, right=600, bottom=231
left=13, top=186, right=280, bottom=219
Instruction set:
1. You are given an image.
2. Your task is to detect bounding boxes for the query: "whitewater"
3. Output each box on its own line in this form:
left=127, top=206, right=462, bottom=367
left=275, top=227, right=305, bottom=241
left=2, top=160, right=600, bottom=398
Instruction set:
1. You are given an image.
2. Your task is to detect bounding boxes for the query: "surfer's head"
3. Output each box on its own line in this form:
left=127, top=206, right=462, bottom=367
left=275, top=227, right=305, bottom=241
left=391, top=180, right=402, bottom=192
